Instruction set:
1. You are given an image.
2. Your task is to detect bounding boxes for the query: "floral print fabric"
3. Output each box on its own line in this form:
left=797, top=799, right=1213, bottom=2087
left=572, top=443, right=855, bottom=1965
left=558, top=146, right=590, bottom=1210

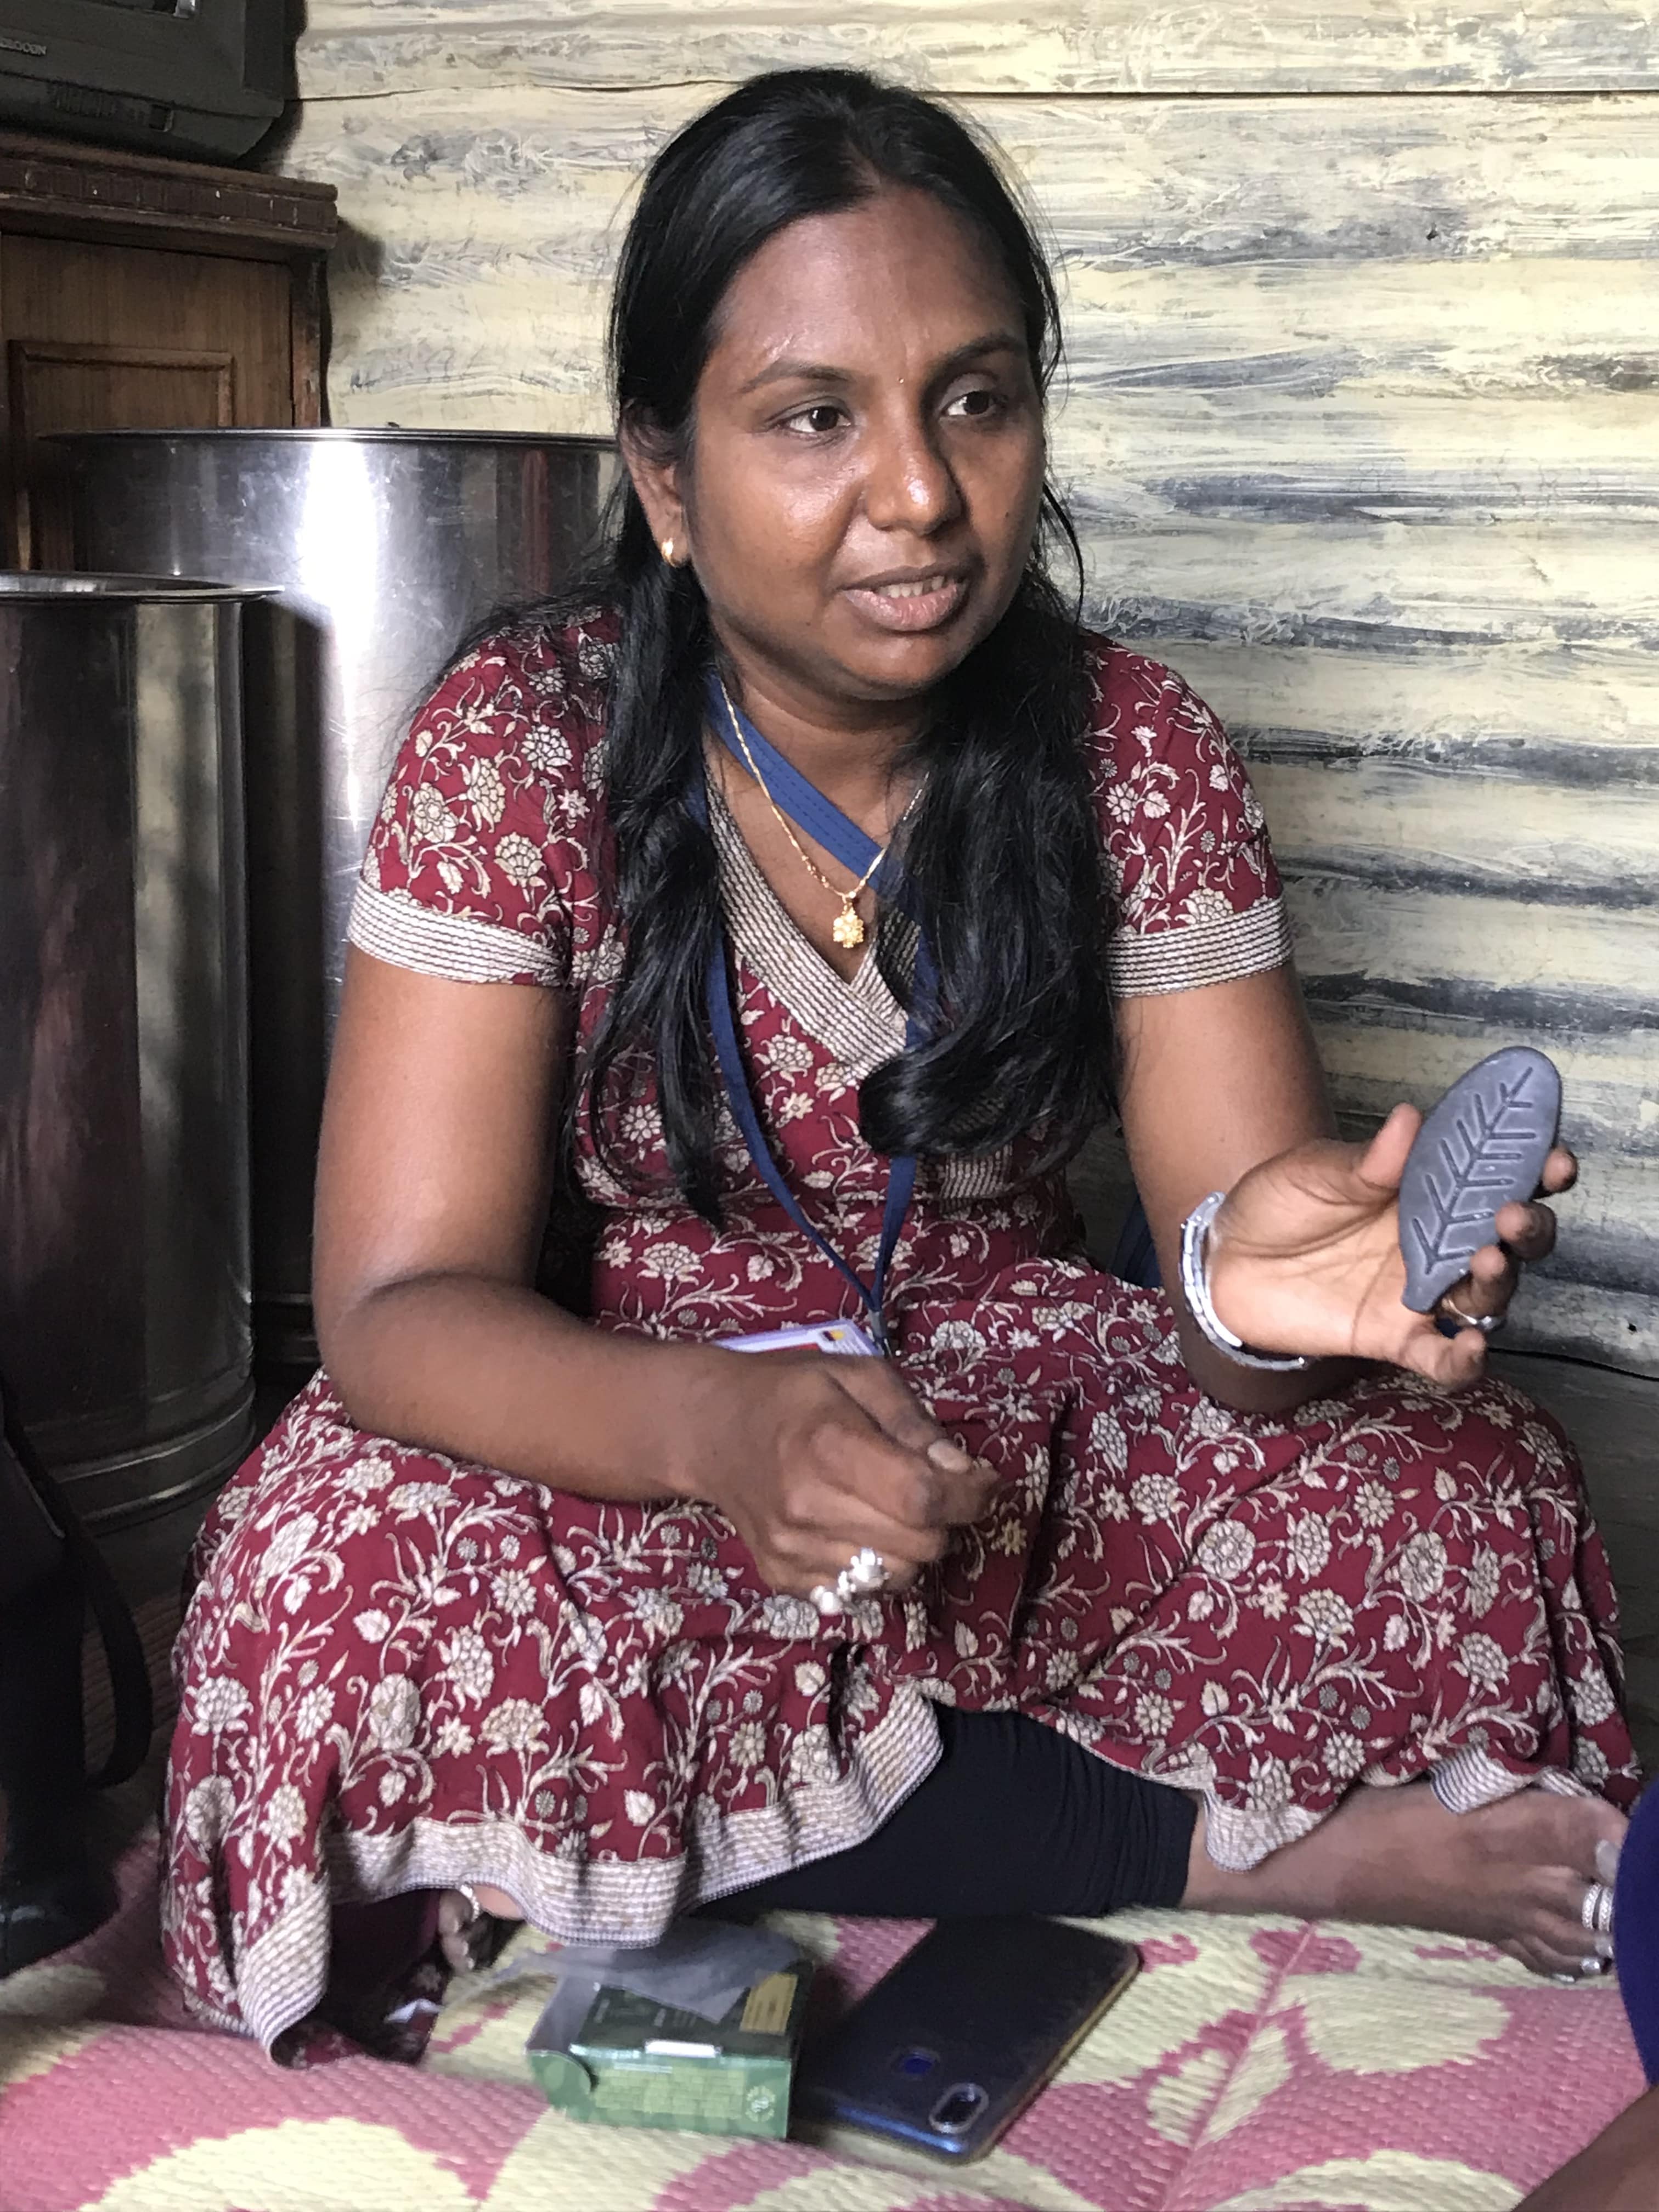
left=164, top=618, right=1636, bottom=2052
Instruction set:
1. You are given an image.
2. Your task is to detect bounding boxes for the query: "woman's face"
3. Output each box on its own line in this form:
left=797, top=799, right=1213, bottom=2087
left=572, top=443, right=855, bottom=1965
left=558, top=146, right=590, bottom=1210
left=627, top=186, right=1048, bottom=719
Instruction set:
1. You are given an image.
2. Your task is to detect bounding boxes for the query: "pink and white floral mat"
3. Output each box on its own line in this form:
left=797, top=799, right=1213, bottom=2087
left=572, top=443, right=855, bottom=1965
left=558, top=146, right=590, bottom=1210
left=0, top=1832, right=1640, bottom=2211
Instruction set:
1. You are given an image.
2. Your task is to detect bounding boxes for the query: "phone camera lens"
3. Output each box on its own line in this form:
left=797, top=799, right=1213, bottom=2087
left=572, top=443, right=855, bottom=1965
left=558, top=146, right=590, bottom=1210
left=892, top=2046, right=938, bottom=2078
left=929, top=2081, right=989, bottom=2135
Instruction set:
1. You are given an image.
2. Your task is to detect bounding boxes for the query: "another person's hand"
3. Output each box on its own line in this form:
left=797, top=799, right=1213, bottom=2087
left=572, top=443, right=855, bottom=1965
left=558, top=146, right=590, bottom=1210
left=691, top=1351, right=995, bottom=1599
left=1517, top=2080, right=1659, bottom=2211
left=1204, top=1102, right=1576, bottom=1389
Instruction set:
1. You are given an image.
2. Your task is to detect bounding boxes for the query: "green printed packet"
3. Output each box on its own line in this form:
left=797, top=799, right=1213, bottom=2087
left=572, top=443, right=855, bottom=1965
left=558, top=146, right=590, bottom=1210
left=525, top=1927, right=812, bottom=2139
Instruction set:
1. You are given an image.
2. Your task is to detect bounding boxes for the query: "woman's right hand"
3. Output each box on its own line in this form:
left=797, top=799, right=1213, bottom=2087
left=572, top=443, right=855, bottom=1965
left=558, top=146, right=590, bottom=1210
left=689, top=1352, right=996, bottom=1600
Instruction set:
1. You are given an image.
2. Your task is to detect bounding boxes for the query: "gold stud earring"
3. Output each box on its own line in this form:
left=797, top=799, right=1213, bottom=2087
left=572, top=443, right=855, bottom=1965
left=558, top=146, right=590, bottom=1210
left=660, top=537, right=676, bottom=565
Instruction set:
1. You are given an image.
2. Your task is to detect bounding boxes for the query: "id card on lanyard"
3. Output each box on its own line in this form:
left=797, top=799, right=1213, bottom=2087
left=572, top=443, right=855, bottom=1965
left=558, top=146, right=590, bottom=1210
left=693, top=673, right=936, bottom=1354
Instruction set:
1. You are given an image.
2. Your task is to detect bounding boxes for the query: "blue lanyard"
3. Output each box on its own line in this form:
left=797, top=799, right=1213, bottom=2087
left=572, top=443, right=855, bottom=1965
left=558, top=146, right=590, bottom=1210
left=694, top=675, right=935, bottom=1352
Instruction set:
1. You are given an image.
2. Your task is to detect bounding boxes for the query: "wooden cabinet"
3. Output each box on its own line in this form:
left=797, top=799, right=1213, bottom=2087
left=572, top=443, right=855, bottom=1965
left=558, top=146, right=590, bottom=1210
left=0, top=133, right=336, bottom=568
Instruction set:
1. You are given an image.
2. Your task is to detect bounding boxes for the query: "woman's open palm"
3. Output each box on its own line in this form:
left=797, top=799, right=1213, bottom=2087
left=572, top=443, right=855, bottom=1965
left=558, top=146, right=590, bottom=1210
left=1205, top=1102, right=1577, bottom=1389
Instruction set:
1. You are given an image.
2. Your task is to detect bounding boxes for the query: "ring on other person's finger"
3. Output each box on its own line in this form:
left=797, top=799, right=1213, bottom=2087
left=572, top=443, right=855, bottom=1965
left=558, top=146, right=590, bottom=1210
left=834, top=1546, right=889, bottom=1605
left=1582, top=1880, right=1615, bottom=1940
left=809, top=1584, right=844, bottom=1620
left=1436, top=1296, right=1506, bottom=1338
left=1579, top=1954, right=1609, bottom=1978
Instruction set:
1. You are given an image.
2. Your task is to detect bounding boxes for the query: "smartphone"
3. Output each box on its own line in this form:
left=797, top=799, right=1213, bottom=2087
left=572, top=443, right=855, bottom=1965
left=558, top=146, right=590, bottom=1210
left=794, top=1917, right=1137, bottom=2164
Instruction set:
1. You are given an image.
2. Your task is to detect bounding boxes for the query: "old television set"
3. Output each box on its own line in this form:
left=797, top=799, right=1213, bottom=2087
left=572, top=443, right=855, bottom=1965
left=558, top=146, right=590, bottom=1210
left=0, top=1, right=283, bottom=163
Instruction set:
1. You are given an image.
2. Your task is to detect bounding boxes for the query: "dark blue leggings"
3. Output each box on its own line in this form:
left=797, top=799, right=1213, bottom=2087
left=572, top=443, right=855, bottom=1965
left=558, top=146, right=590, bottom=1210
left=720, top=1707, right=1198, bottom=1920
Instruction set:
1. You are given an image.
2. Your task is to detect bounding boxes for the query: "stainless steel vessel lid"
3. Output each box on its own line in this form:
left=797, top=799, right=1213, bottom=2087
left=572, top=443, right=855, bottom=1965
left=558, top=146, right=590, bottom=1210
left=0, top=573, right=274, bottom=600
left=49, top=428, right=614, bottom=448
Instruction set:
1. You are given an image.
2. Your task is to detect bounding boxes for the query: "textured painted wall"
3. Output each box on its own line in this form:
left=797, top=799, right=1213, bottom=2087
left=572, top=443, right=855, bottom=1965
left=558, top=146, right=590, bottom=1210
left=301, top=2, right=1659, bottom=95
left=286, top=9, right=1659, bottom=1372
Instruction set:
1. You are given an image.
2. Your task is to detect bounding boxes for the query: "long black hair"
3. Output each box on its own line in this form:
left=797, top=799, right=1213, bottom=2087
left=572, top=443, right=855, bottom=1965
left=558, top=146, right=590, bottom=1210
left=562, top=69, right=1113, bottom=1219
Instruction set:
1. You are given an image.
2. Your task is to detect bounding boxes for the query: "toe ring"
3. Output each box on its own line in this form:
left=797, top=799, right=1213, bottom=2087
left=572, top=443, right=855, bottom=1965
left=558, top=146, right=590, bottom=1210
left=1581, top=1880, right=1615, bottom=1939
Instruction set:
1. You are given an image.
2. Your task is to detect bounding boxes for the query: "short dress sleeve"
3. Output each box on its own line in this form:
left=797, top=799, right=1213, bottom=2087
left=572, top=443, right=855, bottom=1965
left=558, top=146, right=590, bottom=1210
left=1090, top=646, right=1292, bottom=997
left=346, top=619, right=610, bottom=989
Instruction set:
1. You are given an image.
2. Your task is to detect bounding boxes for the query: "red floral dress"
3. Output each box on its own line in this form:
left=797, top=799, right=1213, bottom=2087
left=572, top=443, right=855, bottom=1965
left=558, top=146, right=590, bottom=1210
left=164, top=615, right=1637, bottom=2052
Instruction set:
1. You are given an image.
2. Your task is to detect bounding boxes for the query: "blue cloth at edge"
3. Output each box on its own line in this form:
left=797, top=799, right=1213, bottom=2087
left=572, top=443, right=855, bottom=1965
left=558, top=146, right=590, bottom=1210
left=1617, top=1782, right=1659, bottom=2081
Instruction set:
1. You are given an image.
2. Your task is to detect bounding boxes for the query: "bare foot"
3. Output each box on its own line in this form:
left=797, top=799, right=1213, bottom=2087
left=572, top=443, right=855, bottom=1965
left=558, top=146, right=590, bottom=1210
left=436, top=1882, right=524, bottom=1973
left=1181, top=1778, right=1626, bottom=1978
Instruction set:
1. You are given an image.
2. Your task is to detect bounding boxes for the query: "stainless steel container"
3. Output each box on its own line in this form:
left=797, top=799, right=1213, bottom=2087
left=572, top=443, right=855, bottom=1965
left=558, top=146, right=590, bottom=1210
left=57, top=430, right=611, bottom=1365
left=0, top=575, right=257, bottom=1527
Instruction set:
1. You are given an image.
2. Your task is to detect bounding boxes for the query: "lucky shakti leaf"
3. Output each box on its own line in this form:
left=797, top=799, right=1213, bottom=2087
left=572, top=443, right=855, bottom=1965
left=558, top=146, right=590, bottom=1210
left=1398, top=1047, right=1562, bottom=1312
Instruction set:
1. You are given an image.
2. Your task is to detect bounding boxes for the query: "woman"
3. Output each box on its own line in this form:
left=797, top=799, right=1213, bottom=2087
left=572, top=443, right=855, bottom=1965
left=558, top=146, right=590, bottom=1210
left=165, top=69, right=1636, bottom=2057
left=1521, top=1785, right=1659, bottom=2210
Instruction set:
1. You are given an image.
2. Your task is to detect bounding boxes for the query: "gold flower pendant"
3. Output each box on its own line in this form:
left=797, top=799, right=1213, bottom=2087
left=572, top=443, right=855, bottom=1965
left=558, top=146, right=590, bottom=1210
left=832, top=902, right=866, bottom=950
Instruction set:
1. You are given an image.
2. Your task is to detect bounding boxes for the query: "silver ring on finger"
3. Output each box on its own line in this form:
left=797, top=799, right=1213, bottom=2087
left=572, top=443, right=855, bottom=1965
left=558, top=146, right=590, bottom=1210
left=1551, top=1971, right=1579, bottom=1985
left=1580, top=1954, right=1609, bottom=1978
left=834, top=1545, right=889, bottom=1606
left=1437, top=1297, right=1505, bottom=1336
left=808, top=1583, right=844, bottom=1620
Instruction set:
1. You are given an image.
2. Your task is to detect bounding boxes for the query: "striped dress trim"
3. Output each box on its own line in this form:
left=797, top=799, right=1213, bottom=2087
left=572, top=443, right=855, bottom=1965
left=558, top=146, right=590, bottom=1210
left=347, top=879, right=565, bottom=988
left=1108, top=897, right=1292, bottom=998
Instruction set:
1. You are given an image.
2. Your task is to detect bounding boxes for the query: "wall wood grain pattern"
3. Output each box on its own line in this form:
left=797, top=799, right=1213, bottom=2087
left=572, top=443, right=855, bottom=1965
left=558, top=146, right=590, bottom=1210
left=298, top=2, right=1658, bottom=97
left=279, top=53, right=1659, bottom=1371
left=1168, top=641, right=1659, bottom=757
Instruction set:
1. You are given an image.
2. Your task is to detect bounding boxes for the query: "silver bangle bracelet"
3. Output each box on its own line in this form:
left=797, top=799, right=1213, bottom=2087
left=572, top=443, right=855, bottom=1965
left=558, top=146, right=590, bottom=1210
left=1178, top=1189, right=1314, bottom=1374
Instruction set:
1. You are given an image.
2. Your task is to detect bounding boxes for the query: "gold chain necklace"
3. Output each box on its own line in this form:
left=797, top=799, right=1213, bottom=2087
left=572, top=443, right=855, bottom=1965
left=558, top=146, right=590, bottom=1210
left=715, top=679, right=922, bottom=950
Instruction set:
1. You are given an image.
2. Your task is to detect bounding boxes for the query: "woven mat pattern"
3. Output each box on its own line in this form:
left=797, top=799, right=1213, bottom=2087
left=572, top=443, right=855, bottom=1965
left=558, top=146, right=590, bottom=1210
left=0, top=1834, right=1640, bottom=2212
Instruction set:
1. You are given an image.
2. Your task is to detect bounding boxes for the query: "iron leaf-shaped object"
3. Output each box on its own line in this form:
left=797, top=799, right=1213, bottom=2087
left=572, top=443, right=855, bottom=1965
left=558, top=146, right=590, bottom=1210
left=1399, top=1047, right=1563, bottom=1312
